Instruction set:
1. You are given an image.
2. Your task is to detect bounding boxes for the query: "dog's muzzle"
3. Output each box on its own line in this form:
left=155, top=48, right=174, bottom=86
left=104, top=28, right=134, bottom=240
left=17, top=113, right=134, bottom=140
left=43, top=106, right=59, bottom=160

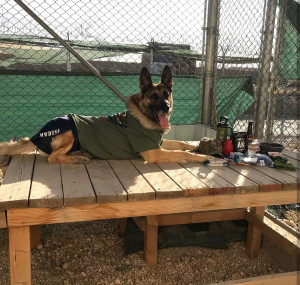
left=161, top=102, right=170, bottom=113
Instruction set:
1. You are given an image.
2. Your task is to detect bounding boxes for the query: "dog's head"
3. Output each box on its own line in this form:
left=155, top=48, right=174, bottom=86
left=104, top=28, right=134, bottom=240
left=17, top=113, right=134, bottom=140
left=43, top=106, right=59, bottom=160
left=134, top=65, right=173, bottom=130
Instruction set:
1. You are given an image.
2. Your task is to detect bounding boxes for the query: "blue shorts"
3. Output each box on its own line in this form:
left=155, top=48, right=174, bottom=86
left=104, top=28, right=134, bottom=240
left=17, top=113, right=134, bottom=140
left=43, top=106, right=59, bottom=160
left=30, top=115, right=81, bottom=155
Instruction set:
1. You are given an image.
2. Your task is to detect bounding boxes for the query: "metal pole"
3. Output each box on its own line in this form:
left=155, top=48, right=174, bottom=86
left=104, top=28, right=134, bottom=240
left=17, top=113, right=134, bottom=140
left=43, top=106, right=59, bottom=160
left=150, top=37, right=154, bottom=74
left=201, top=0, right=220, bottom=126
left=253, top=0, right=267, bottom=127
left=212, top=1, right=220, bottom=124
left=197, top=0, right=208, bottom=123
left=14, top=0, right=127, bottom=103
left=265, top=0, right=287, bottom=140
left=66, top=32, right=71, bottom=72
left=254, top=0, right=277, bottom=140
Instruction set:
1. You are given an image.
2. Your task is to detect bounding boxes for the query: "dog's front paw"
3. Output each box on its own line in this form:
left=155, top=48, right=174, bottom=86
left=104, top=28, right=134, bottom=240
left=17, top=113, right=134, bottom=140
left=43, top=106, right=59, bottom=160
left=74, top=156, right=90, bottom=164
left=80, top=150, right=93, bottom=159
left=197, top=154, right=214, bottom=163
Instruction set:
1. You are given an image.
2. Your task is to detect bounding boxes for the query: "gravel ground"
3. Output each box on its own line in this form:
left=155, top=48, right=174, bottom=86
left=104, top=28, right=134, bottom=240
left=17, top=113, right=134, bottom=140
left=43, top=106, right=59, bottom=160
left=0, top=219, right=287, bottom=285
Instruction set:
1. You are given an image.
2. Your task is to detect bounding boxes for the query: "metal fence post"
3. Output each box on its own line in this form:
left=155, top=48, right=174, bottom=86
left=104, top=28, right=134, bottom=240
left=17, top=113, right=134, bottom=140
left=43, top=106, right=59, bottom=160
left=201, top=0, right=220, bottom=127
left=254, top=0, right=277, bottom=140
left=265, top=0, right=287, bottom=141
left=197, top=0, right=208, bottom=123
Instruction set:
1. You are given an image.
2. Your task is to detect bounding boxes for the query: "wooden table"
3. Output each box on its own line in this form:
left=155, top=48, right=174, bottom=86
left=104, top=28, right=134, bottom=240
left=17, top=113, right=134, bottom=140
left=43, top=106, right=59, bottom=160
left=0, top=149, right=299, bottom=284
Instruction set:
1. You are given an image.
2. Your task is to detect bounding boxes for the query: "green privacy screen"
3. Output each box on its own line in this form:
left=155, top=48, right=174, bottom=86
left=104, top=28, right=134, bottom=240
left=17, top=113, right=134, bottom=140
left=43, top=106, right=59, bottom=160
left=0, top=74, right=254, bottom=141
left=279, top=0, right=300, bottom=79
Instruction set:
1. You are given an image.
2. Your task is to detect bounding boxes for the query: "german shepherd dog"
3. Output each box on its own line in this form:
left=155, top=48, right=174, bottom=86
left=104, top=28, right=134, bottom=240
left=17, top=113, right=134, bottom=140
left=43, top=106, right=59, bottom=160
left=0, top=66, right=212, bottom=164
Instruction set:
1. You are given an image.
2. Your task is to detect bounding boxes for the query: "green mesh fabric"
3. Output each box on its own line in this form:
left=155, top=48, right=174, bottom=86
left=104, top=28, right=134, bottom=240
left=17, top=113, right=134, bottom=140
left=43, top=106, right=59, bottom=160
left=0, top=74, right=254, bottom=141
left=278, top=0, right=300, bottom=79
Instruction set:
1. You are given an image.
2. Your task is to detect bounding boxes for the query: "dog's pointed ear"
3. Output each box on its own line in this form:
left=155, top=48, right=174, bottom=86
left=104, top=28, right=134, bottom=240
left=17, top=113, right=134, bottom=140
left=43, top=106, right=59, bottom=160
left=139, top=67, right=153, bottom=93
left=161, top=65, right=173, bottom=91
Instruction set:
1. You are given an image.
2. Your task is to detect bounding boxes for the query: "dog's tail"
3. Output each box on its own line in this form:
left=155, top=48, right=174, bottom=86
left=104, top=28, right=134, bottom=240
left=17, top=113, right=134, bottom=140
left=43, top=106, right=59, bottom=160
left=0, top=138, right=37, bottom=156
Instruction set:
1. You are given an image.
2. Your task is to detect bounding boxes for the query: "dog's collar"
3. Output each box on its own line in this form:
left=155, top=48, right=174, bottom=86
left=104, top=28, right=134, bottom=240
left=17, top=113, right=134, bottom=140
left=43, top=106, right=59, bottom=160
left=126, top=95, right=170, bottom=133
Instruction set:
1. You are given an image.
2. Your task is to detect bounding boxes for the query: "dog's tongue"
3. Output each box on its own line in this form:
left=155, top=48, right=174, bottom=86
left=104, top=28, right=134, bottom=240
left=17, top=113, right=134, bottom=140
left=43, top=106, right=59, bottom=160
left=158, top=113, right=169, bottom=128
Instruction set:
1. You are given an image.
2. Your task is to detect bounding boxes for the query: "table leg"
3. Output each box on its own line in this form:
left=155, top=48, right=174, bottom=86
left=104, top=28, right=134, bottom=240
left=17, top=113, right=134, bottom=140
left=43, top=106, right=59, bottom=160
left=30, top=225, right=42, bottom=249
left=144, top=215, right=158, bottom=266
left=115, top=218, right=128, bottom=238
left=9, top=226, right=31, bottom=285
left=246, top=206, right=265, bottom=258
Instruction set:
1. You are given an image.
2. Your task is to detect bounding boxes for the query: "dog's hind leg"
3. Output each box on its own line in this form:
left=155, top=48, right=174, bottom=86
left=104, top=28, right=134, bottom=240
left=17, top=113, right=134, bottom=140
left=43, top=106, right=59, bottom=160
left=0, top=137, right=37, bottom=156
left=48, top=131, right=90, bottom=164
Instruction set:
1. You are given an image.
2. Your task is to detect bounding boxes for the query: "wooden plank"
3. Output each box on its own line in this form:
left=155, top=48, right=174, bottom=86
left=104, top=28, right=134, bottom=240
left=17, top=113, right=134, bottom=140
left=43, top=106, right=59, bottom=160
left=0, top=154, right=35, bottom=210
left=229, top=166, right=282, bottom=192
left=29, top=155, right=63, bottom=208
left=0, top=210, right=6, bottom=228
left=280, top=149, right=299, bottom=174
left=9, top=226, right=31, bottom=284
left=158, top=162, right=209, bottom=197
left=158, top=209, right=245, bottom=226
left=86, top=160, right=127, bottom=203
left=108, top=160, right=155, bottom=201
left=133, top=209, right=245, bottom=230
left=183, top=163, right=235, bottom=195
left=249, top=166, right=299, bottom=190
left=207, top=166, right=259, bottom=194
left=282, top=156, right=300, bottom=170
left=282, top=149, right=299, bottom=160
left=280, top=169, right=299, bottom=179
left=246, top=207, right=265, bottom=258
left=209, top=271, right=299, bottom=285
left=61, top=164, right=96, bottom=206
left=131, top=159, right=183, bottom=199
left=144, top=215, right=158, bottom=266
left=265, top=211, right=300, bottom=237
left=245, top=211, right=300, bottom=258
left=7, top=190, right=299, bottom=227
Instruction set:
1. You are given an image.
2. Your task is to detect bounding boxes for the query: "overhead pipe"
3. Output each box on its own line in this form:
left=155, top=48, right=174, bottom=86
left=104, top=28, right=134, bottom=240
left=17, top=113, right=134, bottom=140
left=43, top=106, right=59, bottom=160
left=14, top=0, right=127, bottom=103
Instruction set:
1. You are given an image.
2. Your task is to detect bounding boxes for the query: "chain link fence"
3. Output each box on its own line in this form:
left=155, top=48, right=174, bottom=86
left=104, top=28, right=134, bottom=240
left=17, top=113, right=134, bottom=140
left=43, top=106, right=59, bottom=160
left=0, top=0, right=299, bottom=151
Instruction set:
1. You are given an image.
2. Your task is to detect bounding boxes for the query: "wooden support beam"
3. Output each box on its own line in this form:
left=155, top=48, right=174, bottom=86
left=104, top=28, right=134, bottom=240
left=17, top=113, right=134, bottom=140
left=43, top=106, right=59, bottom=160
left=132, top=217, right=146, bottom=231
left=30, top=225, right=42, bottom=249
left=158, top=209, right=245, bottom=226
left=9, top=226, right=31, bottom=285
left=7, top=190, right=299, bottom=227
left=245, top=211, right=300, bottom=259
left=144, top=215, right=158, bottom=267
left=132, top=209, right=245, bottom=232
left=134, top=209, right=246, bottom=267
left=115, top=218, right=127, bottom=238
left=209, top=271, right=299, bottom=285
left=0, top=210, right=6, bottom=228
left=246, top=206, right=265, bottom=258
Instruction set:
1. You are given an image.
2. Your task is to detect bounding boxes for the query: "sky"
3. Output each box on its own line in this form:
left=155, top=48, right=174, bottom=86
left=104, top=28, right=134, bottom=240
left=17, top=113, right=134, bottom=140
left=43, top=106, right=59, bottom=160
left=1, top=0, right=267, bottom=58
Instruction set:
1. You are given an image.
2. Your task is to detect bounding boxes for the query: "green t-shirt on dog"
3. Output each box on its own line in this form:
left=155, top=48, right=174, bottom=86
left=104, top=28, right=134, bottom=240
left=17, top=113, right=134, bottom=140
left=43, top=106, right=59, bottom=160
left=70, top=111, right=163, bottom=160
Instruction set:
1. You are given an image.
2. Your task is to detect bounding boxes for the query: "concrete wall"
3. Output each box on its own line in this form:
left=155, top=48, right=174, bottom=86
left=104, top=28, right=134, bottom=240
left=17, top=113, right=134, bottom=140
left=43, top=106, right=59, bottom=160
left=164, top=124, right=217, bottom=141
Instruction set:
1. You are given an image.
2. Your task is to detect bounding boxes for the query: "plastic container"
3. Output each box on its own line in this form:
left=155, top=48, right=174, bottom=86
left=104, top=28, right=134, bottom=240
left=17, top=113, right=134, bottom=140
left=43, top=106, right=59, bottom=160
left=259, top=142, right=284, bottom=154
left=248, top=142, right=258, bottom=157
left=222, top=138, right=233, bottom=156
